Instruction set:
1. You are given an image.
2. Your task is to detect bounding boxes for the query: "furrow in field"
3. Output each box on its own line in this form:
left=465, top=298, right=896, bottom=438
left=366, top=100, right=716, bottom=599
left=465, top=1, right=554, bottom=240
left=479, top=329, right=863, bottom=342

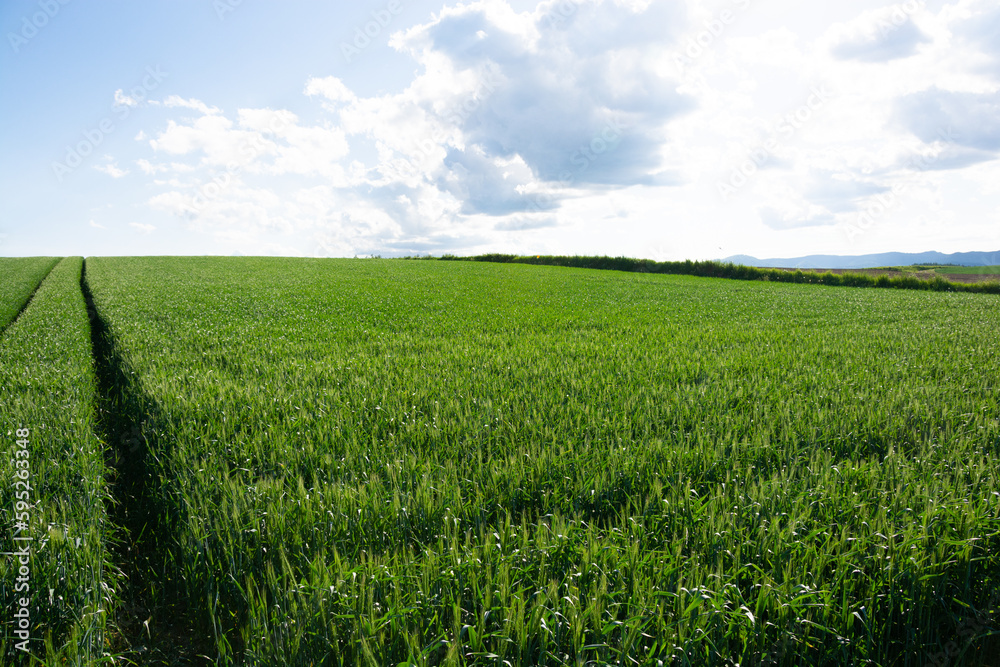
left=82, top=259, right=207, bottom=664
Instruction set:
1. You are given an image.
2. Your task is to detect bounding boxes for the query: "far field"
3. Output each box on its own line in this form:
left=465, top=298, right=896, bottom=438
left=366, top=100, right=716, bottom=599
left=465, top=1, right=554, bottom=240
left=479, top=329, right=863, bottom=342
left=932, top=265, right=1000, bottom=275
left=76, top=257, right=998, bottom=666
left=776, top=265, right=1000, bottom=284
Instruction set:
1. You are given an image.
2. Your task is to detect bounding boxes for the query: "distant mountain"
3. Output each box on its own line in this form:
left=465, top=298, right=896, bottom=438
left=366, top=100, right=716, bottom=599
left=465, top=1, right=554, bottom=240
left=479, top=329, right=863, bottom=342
left=722, top=250, right=1000, bottom=269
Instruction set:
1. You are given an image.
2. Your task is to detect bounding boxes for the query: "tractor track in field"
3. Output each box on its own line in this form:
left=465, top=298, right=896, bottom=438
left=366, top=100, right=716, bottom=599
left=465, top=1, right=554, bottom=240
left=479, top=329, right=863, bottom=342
left=82, top=259, right=211, bottom=666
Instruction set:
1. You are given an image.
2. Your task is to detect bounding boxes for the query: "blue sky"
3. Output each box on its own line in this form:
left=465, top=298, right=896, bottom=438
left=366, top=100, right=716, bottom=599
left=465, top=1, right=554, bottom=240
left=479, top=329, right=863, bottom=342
left=1, top=0, right=998, bottom=259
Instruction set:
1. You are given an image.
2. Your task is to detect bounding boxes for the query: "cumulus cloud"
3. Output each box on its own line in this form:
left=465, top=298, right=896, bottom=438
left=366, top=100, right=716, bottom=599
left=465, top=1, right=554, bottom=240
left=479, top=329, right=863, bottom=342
left=923, top=146, right=997, bottom=170
left=949, top=0, right=1000, bottom=77
left=130, top=0, right=690, bottom=254
left=313, top=0, right=691, bottom=215
left=894, top=88, right=1000, bottom=154
left=150, top=114, right=271, bottom=167
left=437, top=147, right=545, bottom=215
left=129, top=222, right=156, bottom=234
left=804, top=174, right=890, bottom=213
left=402, top=0, right=691, bottom=190
left=865, top=2, right=1000, bottom=180
left=119, top=0, right=1000, bottom=257
left=147, top=103, right=351, bottom=180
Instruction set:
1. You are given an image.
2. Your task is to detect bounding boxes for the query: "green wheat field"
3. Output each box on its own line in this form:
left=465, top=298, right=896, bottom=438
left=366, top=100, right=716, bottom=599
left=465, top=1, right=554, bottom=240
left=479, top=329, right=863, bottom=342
left=2, top=256, right=998, bottom=666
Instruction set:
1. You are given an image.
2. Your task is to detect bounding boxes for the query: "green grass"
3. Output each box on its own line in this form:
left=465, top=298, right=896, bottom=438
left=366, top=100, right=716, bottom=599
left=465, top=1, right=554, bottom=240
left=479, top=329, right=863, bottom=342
left=0, top=257, right=115, bottom=665
left=83, top=257, right=1000, bottom=666
left=0, top=257, right=60, bottom=333
left=870, top=265, right=1000, bottom=277
left=936, top=266, right=1000, bottom=275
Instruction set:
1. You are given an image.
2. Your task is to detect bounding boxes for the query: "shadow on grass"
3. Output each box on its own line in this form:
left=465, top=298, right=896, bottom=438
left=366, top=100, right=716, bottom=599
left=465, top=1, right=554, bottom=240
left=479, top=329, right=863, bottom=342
left=82, top=260, right=216, bottom=666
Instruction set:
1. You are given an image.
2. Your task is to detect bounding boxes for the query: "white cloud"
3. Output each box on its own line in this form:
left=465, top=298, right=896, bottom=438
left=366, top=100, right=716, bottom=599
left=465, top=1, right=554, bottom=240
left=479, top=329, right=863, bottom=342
left=148, top=177, right=290, bottom=236
left=95, top=161, right=129, bottom=178
left=129, top=222, right=156, bottom=234
left=145, top=104, right=352, bottom=182
left=89, top=219, right=107, bottom=230
left=163, top=95, right=221, bottom=115
left=134, top=0, right=697, bottom=254
left=116, top=0, right=1000, bottom=258
left=149, top=114, right=268, bottom=167
left=137, top=159, right=195, bottom=175
left=305, top=77, right=357, bottom=106
left=114, top=89, right=139, bottom=108
left=827, top=4, right=930, bottom=62
left=136, top=159, right=165, bottom=175
left=894, top=88, right=1000, bottom=153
